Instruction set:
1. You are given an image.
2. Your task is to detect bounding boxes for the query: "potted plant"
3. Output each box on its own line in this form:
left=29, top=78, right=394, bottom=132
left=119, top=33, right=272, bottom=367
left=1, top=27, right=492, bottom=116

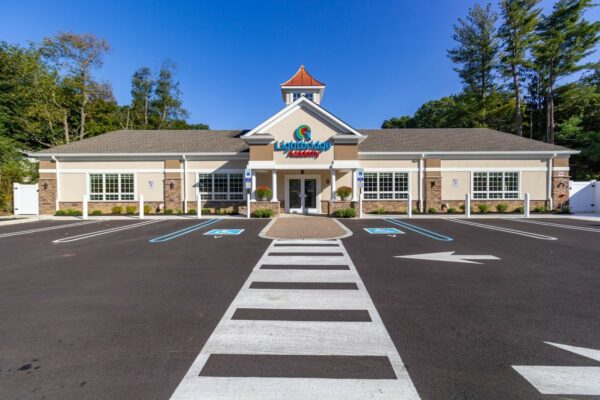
left=336, top=186, right=352, bottom=201
left=256, top=186, right=272, bottom=201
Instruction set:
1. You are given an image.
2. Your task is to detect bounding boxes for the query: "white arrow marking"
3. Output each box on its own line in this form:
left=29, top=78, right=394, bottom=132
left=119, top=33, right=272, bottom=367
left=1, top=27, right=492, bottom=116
left=395, top=251, right=499, bottom=264
left=513, top=342, right=600, bottom=395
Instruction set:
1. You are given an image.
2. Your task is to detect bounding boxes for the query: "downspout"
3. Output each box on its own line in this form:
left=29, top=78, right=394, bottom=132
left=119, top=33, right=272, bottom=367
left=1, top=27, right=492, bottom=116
left=182, top=154, right=188, bottom=213
left=418, top=155, right=424, bottom=213
left=547, top=153, right=555, bottom=210
left=52, top=156, right=60, bottom=212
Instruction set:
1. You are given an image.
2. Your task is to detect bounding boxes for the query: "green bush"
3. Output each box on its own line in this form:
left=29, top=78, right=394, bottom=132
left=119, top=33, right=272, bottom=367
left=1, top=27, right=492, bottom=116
left=427, top=207, right=437, bottom=214
left=459, top=204, right=466, bottom=211
left=111, top=206, right=123, bottom=215
left=63, top=208, right=82, bottom=216
left=412, top=207, right=420, bottom=214
left=176, top=208, right=184, bottom=215
left=54, top=209, right=66, bottom=216
left=558, top=205, right=570, bottom=214
left=496, top=203, right=508, bottom=213
left=447, top=207, right=457, bottom=214
left=125, top=205, right=137, bottom=215
left=188, top=208, right=197, bottom=215
left=201, top=208, right=211, bottom=215
left=91, top=209, right=103, bottom=215
left=253, top=208, right=274, bottom=218
left=533, top=205, right=548, bottom=213
left=164, top=208, right=174, bottom=215
left=477, top=203, right=490, bottom=213
left=215, top=208, right=225, bottom=215
left=375, top=207, right=386, bottom=215
left=336, top=186, right=352, bottom=201
left=513, top=206, right=524, bottom=213
left=335, top=208, right=356, bottom=218
left=143, top=204, right=153, bottom=214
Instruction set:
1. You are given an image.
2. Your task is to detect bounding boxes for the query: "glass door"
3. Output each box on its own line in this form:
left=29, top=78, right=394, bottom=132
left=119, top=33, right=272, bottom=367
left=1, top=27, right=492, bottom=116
left=304, top=179, right=317, bottom=213
left=289, top=179, right=302, bottom=213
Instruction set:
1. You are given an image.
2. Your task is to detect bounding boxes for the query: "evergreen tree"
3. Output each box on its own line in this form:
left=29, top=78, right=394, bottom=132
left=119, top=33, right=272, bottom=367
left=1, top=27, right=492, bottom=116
left=152, top=61, right=189, bottom=129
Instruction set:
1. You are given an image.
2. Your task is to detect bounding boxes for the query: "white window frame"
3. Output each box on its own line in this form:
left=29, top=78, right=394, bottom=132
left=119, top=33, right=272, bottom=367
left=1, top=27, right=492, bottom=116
left=471, top=171, right=520, bottom=200
left=196, top=172, right=244, bottom=201
left=87, top=172, right=136, bottom=201
left=363, top=171, right=410, bottom=200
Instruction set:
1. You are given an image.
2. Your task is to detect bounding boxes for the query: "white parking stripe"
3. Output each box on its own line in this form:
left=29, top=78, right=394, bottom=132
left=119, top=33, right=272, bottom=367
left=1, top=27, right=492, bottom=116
left=169, top=239, right=421, bottom=400
left=0, top=221, right=98, bottom=238
left=52, top=220, right=161, bottom=243
left=269, top=246, right=344, bottom=253
left=274, top=240, right=338, bottom=245
left=445, top=218, right=557, bottom=240
left=507, top=218, right=600, bottom=233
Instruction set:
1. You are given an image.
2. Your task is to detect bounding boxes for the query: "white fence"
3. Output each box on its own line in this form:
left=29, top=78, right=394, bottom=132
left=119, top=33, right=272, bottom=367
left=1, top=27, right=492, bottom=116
left=569, top=180, right=598, bottom=213
left=13, top=183, right=39, bottom=215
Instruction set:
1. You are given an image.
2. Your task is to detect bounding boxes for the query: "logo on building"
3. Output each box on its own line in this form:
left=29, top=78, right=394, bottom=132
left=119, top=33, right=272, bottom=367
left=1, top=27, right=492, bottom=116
left=274, top=125, right=332, bottom=158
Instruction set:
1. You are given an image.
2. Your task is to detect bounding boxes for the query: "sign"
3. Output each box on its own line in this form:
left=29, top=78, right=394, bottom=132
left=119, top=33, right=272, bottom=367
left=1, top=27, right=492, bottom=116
left=357, top=169, right=364, bottom=181
left=148, top=180, right=155, bottom=189
left=364, top=228, right=404, bottom=235
left=452, top=178, right=459, bottom=188
left=204, top=229, right=245, bottom=236
left=244, top=169, right=252, bottom=189
left=274, top=125, right=332, bottom=158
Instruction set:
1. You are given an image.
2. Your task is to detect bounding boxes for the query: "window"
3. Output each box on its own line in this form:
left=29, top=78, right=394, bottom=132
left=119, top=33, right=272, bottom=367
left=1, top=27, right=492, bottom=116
left=197, top=172, right=244, bottom=201
left=364, top=172, right=409, bottom=200
left=472, top=172, right=519, bottom=199
left=292, top=92, right=314, bottom=101
left=89, top=173, right=134, bottom=201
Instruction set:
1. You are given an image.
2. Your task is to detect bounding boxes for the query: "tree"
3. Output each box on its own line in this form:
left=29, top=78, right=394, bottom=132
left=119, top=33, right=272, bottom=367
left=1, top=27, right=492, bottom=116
left=41, top=32, right=110, bottom=140
left=533, top=0, right=600, bottom=143
left=152, top=61, right=188, bottom=129
left=498, top=0, right=541, bottom=136
left=130, top=67, right=154, bottom=128
left=448, top=3, right=499, bottom=125
left=381, top=116, right=415, bottom=128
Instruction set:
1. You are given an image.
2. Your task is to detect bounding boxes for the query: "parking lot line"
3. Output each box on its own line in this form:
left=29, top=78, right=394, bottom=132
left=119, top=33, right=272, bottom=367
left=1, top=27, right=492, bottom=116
left=0, top=220, right=98, bottom=239
left=506, top=218, right=600, bottom=233
left=148, top=218, right=223, bottom=243
left=384, top=218, right=453, bottom=241
left=445, top=218, right=557, bottom=240
left=52, top=220, right=162, bottom=243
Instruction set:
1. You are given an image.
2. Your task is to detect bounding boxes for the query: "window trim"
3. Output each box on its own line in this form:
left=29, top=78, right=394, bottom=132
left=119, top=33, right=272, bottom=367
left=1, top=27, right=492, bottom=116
left=87, top=172, right=137, bottom=202
left=363, top=171, right=410, bottom=201
left=196, top=171, right=244, bottom=201
left=470, top=171, right=520, bottom=200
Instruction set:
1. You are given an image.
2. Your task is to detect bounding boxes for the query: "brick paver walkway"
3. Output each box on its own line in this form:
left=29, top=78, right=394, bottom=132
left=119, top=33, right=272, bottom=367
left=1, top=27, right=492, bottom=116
left=263, top=215, right=349, bottom=239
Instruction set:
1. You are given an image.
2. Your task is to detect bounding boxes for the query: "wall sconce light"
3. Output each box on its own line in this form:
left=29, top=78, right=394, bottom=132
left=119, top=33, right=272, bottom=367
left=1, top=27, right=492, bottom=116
left=170, top=182, right=175, bottom=190
left=557, top=181, right=565, bottom=188
left=430, top=180, right=436, bottom=188
left=42, top=182, right=48, bottom=190
left=301, top=170, right=305, bottom=175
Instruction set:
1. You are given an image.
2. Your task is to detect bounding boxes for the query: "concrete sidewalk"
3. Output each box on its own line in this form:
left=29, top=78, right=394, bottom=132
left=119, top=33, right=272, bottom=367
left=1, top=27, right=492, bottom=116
left=261, top=215, right=351, bottom=239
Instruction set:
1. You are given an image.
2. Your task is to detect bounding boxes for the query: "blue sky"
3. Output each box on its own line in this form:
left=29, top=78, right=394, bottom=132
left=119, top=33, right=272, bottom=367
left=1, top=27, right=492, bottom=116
left=1, top=0, right=598, bottom=129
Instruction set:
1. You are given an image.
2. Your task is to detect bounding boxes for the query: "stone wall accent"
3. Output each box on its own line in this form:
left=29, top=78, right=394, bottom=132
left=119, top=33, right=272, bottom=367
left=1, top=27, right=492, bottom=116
left=361, top=200, right=418, bottom=214
left=443, top=199, right=548, bottom=213
left=552, top=174, right=570, bottom=210
left=59, top=202, right=163, bottom=214
left=186, top=201, right=247, bottom=215
left=164, top=178, right=182, bottom=210
left=326, top=200, right=357, bottom=216
left=423, top=175, right=442, bottom=211
left=39, top=177, right=57, bottom=215
left=250, top=201, right=280, bottom=216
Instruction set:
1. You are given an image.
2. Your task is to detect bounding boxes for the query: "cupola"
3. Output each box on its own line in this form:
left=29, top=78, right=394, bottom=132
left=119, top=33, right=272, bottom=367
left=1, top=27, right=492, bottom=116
left=280, top=65, right=325, bottom=105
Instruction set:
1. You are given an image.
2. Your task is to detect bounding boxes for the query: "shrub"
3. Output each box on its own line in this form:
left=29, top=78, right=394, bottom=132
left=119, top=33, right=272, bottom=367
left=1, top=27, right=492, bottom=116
left=459, top=204, right=466, bottom=211
left=188, top=208, right=197, bottom=215
left=62, top=208, right=82, bottom=216
left=215, top=208, right=225, bottom=215
left=164, top=208, right=174, bottom=215
left=143, top=204, right=153, bottom=214
left=496, top=203, right=508, bottom=213
left=427, top=207, right=437, bottom=214
left=477, top=203, right=490, bottom=213
left=254, top=208, right=274, bottom=218
left=111, top=206, right=123, bottom=215
left=344, top=208, right=356, bottom=218
left=447, top=207, right=457, bottom=214
left=201, top=208, right=211, bottom=215
left=91, top=209, right=102, bottom=216
left=375, top=207, right=386, bottom=215
left=256, top=186, right=272, bottom=200
left=533, top=205, right=548, bottom=213
left=176, top=208, right=184, bottom=215
left=513, top=206, right=524, bottom=213
left=125, top=205, right=137, bottom=215
left=336, top=186, right=352, bottom=201
left=412, top=207, right=420, bottom=214
left=54, top=209, right=66, bottom=216
left=559, top=205, right=570, bottom=214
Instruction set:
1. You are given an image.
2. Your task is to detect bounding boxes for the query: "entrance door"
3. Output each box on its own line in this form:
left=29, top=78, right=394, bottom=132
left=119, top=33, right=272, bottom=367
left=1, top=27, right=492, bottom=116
left=286, top=176, right=320, bottom=214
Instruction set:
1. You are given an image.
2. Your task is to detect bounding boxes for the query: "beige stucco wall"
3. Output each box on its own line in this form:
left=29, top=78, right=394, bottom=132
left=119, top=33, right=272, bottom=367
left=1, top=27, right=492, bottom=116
left=60, top=173, right=86, bottom=201
left=522, top=171, right=548, bottom=200
left=441, top=159, right=548, bottom=169
left=59, top=161, right=164, bottom=170
left=441, top=172, right=471, bottom=200
left=441, top=170, right=548, bottom=200
left=138, top=172, right=165, bottom=202
left=187, top=160, right=247, bottom=170
left=360, top=159, right=418, bottom=169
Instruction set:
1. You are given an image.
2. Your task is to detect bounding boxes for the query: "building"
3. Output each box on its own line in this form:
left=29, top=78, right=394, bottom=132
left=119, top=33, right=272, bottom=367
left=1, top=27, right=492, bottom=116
left=30, top=66, right=576, bottom=216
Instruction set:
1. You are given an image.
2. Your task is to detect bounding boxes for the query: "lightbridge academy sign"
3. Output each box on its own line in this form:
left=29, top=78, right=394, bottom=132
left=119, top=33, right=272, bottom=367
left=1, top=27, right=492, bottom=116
left=274, top=125, right=332, bottom=158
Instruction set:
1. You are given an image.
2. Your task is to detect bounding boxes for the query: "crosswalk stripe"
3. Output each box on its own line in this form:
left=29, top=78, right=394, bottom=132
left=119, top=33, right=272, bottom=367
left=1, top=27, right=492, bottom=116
left=169, top=239, right=421, bottom=400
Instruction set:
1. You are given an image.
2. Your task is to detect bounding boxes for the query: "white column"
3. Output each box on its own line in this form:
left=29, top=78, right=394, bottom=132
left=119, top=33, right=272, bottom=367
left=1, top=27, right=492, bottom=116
left=183, top=155, right=188, bottom=213
left=465, top=193, right=471, bottom=218
left=330, top=169, right=337, bottom=200
left=251, top=170, right=257, bottom=201
left=524, top=192, right=530, bottom=218
left=139, top=194, right=144, bottom=219
left=82, top=194, right=88, bottom=220
left=547, top=157, right=554, bottom=210
left=271, top=170, right=278, bottom=201
left=407, top=192, right=412, bottom=218
left=197, top=191, right=202, bottom=219
left=351, top=169, right=358, bottom=201
left=53, top=156, right=60, bottom=212
left=418, top=158, right=424, bottom=213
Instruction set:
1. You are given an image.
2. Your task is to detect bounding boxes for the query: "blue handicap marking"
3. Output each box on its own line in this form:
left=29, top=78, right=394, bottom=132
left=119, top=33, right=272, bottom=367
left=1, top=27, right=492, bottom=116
left=364, top=227, right=404, bottom=235
left=204, top=229, right=245, bottom=236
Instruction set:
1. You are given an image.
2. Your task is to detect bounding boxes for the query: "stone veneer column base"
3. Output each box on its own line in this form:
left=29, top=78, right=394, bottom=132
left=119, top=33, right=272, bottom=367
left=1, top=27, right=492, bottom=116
left=164, top=178, right=182, bottom=211
left=38, top=178, right=57, bottom=215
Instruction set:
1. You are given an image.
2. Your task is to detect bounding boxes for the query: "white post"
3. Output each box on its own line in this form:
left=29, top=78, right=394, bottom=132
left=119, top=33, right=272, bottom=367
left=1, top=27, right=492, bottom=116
left=251, top=170, right=257, bottom=201
left=418, top=158, right=424, bottom=213
left=351, top=169, right=358, bottom=201
left=82, top=194, right=88, bottom=220
left=182, top=155, right=188, bottom=214
left=247, top=191, right=251, bottom=218
left=524, top=192, right=530, bottom=218
left=197, top=191, right=201, bottom=219
left=139, top=194, right=144, bottom=219
left=359, top=190, right=364, bottom=219
left=330, top=169, right=337, bottom=200
left=271, top=170, right=278, bottom=201
left=465, top=193, right=471, bottom=218
left=547, top=157, right=554, bottom=211
left=407, top=192, right=412, bottom=218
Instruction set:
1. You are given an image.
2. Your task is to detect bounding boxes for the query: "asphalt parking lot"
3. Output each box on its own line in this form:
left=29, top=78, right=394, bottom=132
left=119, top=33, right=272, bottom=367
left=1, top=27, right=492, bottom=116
left=1, top=217, right=599, bottom=399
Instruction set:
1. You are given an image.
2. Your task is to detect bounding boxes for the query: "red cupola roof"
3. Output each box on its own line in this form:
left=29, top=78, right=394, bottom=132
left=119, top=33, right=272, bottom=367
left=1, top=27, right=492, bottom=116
left=281, top=65, right=324, bottom=87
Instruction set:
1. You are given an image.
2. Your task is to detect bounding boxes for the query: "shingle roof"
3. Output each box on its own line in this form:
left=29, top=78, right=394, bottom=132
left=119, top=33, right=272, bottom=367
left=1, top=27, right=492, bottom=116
left=281, top=65, right=325, bottom=87
left=357, top=128, right=573, bottom=153
left=32, top=127, right=575, bottom=156
left=34, top=130, right=249, bottom=154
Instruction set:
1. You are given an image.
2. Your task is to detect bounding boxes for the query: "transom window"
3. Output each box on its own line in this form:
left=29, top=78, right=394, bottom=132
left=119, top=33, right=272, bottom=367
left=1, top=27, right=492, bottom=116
left=89, top=173, right=134, bottom=201
left=473, top=172, right=519, bottom=199
left=364, top=172, right=409, bottom=200
left=198, top=172, right=244, bottom=201
left=292, top=92, right=314, bottom=101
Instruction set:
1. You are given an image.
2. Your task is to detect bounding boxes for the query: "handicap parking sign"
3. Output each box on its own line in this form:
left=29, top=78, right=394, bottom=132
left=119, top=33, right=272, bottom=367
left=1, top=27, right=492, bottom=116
left=364, top=227, right=404, bottom=235
left=204, top=229, right=245, bottom=236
